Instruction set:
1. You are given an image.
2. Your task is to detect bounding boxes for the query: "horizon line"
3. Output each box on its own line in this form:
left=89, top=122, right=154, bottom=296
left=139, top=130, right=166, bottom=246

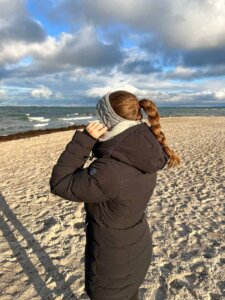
left=0, top=105, right=225, bottom=108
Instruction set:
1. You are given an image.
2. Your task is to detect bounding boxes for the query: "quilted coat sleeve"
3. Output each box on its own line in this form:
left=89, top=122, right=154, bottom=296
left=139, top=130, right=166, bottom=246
left=49, top=129, right=119, bottom=203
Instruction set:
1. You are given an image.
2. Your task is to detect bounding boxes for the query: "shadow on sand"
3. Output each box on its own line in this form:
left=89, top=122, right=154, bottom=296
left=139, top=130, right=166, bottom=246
left=0, top=192, right=79, bottom=299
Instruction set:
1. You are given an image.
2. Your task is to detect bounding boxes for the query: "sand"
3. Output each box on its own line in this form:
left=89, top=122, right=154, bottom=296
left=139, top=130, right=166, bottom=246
left=0, top=116, right=224, bottom=300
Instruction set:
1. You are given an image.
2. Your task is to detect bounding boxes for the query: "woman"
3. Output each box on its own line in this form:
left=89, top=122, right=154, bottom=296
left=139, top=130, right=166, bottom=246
left=49, top=90, right=181, bottom=300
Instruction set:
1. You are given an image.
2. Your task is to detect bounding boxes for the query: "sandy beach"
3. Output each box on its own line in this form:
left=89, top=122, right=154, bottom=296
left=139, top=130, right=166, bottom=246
left=0, top=116, right=224, bottom=300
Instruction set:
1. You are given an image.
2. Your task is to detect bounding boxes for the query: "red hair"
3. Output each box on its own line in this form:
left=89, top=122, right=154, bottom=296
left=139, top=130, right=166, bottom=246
left=108, top=90, right=181, bottom=168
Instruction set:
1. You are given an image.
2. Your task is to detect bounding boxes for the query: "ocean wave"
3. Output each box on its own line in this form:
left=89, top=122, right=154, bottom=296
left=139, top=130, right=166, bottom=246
left=0, top=124, right=32, bottom=131
left=28, top=116, right=50, bottom=122
left=66, top=113, right=79, bottom=116
left=33, top=123, right=48, bottom=127
left=59, top=116, right=93, bottom=121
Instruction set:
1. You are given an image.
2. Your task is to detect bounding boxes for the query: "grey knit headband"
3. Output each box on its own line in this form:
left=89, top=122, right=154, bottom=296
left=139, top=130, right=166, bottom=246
left=96, top=92, right=128, bottom=130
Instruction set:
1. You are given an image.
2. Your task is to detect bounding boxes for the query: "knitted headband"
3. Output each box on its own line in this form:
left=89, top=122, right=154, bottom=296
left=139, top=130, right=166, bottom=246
left=96, top=92, right=128, bottom=130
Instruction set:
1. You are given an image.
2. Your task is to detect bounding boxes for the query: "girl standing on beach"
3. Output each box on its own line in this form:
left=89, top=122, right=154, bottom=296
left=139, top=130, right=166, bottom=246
left=49, top=90, right=180, bottom=300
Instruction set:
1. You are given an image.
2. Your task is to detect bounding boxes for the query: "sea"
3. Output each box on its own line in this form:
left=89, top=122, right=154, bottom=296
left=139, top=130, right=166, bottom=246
left=0, top=106, right=225, bottom=136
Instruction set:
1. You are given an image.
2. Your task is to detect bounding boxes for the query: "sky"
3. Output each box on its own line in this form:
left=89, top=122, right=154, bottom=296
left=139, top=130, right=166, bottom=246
left=0, top=0, right=225, bottom=107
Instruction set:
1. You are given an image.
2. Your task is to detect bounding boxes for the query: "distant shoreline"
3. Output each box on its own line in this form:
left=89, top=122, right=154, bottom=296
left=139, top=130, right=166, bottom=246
left=0, top=115, right=223, bottom=142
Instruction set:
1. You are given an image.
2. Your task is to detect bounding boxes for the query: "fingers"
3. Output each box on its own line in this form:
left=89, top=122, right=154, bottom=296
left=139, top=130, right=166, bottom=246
left=98, top=126, right=108, bottom=135
left=85, top=121, right=108, bottom=139
left=87, top=121, right=107, bottom=131
left=86, top=121, right=100, bottom=130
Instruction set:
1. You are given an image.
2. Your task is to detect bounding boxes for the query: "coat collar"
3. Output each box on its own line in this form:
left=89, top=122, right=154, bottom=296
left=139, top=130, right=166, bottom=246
left=92, top=121, right=169, bottom=174
left=98, top=119, right=142, bottom=142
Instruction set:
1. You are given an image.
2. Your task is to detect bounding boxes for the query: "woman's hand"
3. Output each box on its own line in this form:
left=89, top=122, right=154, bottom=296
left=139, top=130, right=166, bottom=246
left=85, top=121, right=108, bottom=140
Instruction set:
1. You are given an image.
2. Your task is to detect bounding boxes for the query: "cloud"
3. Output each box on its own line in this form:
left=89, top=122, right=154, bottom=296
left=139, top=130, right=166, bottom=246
left=162, top=64, right=225, bottom=81
left=120, top=59, right=160, bottom=74
left=0, top=89, right=7, bottom=100
left=164, top=66, right=196, bottom=79
left=135, top=89, right=225, bottom=106
left=31, top=85, right=53, bottom=99
left=86, top=85, right=138, bottom=98
left=0, top=0, right=48, bottom=66
left=215, top=89, right=225, bottom=100
left=113, top=44, right=162, bottom=74
left=35, top=26, right=123, bottom=69
left=183, top=46, right=225, bottom=67
left=0, top=0, right=46, bottom=43
left=55, top=92, right=64, bottom=99
left=0, top=24, right=123, bottom=76
left=0, top=0, right=225, bottom=107
left=0, top=36, right=56, bottom=66
left=48, top=0, right=225, bottom=50
left=2, top=68, right=225, bottom=106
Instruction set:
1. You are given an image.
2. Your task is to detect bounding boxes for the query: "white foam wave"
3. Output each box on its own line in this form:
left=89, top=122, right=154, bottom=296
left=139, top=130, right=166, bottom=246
left=66, top=113, right=79, bottom=116
left=59, top=116, right=93, bottom=121
left=33, top=123, right=48, bottom=127
left=29, top=116, right=50, bottom=122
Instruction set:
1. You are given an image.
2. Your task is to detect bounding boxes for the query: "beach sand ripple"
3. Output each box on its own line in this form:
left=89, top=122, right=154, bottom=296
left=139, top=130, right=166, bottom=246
left=0, top=117, right=224, bottom=300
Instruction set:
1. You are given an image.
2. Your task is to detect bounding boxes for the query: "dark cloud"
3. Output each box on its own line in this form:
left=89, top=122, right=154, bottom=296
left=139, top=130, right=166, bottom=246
left=163, top=64, right=225, bottom=81
left=0, top=25, right=124, bottom=78
left=47, top=0, right=84, bottom=25
left=120, top=59, right=161, bottom=74
left=0, top=68, right=13, bottom=79
left=1, top=0, right=225, bottom=106
left=183, top=46, right=225, bottom=67
left=42, top=0, right=225, bottom=51
left=54, top=38, right=123, bottom=68
left=0, top=18, right=46, bottom=43
left=140, top=35, right=225, bottom=79
left=139, top=36, right=182, bottom=68
left=0, top=1, right=46, bottom=44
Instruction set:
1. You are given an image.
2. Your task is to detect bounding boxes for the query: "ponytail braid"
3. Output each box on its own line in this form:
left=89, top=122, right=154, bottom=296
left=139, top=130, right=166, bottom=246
left=139, top=98, right=181, bottom=168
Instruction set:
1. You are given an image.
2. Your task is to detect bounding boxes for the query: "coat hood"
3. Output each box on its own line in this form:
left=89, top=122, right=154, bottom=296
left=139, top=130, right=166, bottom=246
left=92, top=122, right=169, bottom=174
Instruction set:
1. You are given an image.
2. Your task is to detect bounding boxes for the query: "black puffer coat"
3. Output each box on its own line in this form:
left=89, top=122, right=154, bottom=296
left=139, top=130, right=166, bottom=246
left=49, top=121, right=169, bottom=300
